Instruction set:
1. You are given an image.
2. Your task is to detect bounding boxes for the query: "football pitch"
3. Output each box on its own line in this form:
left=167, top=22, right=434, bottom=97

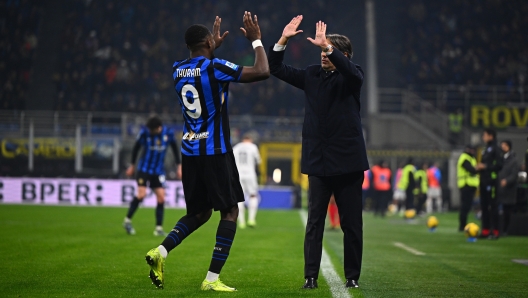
left=1, top=205, right=527, bottom=297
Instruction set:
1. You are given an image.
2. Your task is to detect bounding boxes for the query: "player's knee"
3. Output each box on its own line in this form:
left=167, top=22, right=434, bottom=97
left=196, top=209, right=213, bottom=224
left=220, top=204, right=239, bottom=222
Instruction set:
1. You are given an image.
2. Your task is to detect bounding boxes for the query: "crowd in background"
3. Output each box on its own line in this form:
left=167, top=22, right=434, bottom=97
left=53, top=0, right=348, bottom=116
left=0, top=0, right=42, bottom=110
left=401, top=0, right=528, bottom=88
left=3, top=0, right=528, bottom=115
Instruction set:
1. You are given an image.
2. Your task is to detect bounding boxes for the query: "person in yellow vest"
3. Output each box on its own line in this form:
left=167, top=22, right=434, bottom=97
left=448, top=109, right=463, bottom=146
left=457, top=145, right=479, bottom=231
left=414, top=162, right=429, bottom=215
left=371, top=160, right=392, bottom=217
left=398, top=158, right=416, bottom=213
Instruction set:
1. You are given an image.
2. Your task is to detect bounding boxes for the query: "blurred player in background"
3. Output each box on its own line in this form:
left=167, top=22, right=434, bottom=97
left=145, top=13, right=269, bottom=292
left=390, top=162, right=405, bottom=214
left=233, top=134, right=262, bottom=229
left=124, top=116, right=181, bottom=236
left=426, top=162, right=442, bottom=213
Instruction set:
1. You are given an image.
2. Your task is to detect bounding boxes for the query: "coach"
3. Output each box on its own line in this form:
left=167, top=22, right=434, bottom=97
left=269, top=16, right=369, bottom=289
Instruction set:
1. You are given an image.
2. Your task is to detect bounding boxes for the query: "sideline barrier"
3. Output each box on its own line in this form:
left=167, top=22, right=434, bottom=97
left=0, top=177, right=294, bottom=209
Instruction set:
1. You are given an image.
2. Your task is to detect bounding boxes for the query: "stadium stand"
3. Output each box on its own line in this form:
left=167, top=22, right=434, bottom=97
left=0, top=0, right=42, bottom=110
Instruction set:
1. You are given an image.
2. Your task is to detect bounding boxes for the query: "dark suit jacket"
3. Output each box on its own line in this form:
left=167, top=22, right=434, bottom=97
left=269, top=46, right=369, bottom=176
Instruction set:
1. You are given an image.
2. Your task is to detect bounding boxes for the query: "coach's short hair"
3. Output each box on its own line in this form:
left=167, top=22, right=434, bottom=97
left=326, top=34, right=353, bottom=59
left=146, top=116, right=162, bottom=130
left=185, top=24, right=211, bottom=48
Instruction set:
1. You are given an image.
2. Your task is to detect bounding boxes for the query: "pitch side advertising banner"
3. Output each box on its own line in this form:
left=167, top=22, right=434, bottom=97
left=0, top=177, right=186, bottom=208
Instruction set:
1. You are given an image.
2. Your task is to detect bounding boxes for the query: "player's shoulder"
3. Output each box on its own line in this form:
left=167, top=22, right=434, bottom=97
left=212, top=57, right=239, bottom=69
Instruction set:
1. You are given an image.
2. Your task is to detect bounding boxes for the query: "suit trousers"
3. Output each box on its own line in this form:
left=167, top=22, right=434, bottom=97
left=305, top=172, right=363, bottom=280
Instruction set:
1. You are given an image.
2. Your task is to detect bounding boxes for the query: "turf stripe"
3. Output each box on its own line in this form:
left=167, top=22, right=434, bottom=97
left=393, top=242, right=426, bottom=256
left=299, top=210, right=351, bottom=298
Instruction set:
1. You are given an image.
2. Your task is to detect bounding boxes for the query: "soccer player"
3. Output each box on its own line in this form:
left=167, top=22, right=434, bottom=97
left=233, top=134, right=262, bottom=229
left=426, top=162, right=442, bottom=213
left=145, top=12, right=269, bottom=292
left=123, top=116, right=181, bottom=236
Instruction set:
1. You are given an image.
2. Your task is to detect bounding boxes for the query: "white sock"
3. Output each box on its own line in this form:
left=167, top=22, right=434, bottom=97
left=248, top=196, right=259, bottom=222
left=157, top=245, right=168, bottom=258
left=205, top=271, right=219, bottom=282
left=237, top=202, right=246, bottom=225
left=124, top=217, right=131, bottom=223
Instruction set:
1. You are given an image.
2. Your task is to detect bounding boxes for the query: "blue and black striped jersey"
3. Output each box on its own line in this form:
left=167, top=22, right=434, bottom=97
left=135, top=126, right=176, bottom=175
left=172, top=56, right=243, bottom=156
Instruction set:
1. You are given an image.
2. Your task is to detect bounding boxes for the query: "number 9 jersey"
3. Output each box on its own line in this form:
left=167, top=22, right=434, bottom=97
left=173, top=56, right=243, bottom=156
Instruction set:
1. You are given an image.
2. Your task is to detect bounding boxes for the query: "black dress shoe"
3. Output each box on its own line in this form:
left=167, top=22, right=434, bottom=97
left=302, top=277, right=318, bottom=289
left=345, top=279, right=359, bottom=288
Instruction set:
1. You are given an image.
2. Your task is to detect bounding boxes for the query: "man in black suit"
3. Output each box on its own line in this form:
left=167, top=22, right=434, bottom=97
left=268, top=16, right=369, bottom=289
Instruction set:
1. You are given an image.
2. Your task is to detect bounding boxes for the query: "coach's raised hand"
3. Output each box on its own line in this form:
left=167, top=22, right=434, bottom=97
left=278, top=15, right=304, bottom=45
left=239, top=11, right=261, bottom=41
left=212, top=16, right=229, bottom=49
left=307, top=21, right=330, bottom=50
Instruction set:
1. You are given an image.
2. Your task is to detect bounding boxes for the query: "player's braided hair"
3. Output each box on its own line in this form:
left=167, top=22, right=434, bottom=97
left=146, top=116, right=162, bottom=131
left=185, top=24, right=211, bottom=48
left=326, top=34, right=353, bottom=59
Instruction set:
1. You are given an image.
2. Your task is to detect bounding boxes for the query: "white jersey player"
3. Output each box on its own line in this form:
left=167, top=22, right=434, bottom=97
left=233, top=134, right=262, bottom=228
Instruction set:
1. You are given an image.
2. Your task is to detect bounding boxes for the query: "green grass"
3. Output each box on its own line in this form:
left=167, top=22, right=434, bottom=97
left=0, top=205, right=527, bottom=297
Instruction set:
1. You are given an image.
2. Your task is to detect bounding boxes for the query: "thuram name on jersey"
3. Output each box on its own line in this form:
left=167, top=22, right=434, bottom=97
left=176, top=68, right=201, bottom=78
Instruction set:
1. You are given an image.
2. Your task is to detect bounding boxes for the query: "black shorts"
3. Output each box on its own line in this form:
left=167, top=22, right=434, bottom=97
left=182, top=151, right=244, bottom=215
left=136, top=171, right=165, bottom=189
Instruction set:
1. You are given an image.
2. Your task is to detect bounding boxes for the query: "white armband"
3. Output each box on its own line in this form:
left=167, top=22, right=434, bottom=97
left=252, top=39, right=263, bottom=49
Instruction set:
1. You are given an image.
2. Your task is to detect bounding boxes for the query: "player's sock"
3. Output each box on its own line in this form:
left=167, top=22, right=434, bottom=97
left=248, top=196, right=258, bottom=223
left=160, top=214, right=200, bottom=253
left=205, top=271, right=219, bottom=282
left=155, top=202, right=164, bottom=226
left=126, top=196, right=141, bottom=219
left=208, top=220, right=236, bottom=274
left=237, top=202, right=246, bottom=226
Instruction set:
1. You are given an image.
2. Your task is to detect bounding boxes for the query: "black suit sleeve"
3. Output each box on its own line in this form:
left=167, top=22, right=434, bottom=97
left=131, top=140, right=141, bottom=165
left=489, top=146, right=504, bottom=172
left=169, top=140, right=181, bottom=164
left=326, top=48, right=364, bottom=85
left=268, top=46, right=306, bottom=90
left=462, top=160, right=477, bottom=175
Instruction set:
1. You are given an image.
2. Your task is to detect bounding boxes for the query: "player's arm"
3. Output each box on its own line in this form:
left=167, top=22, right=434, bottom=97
left=169, top=139, right=182, bottom=179
left=461, top=160, right=478, bottom=175
left=126, top=139, right=141, bottom=177
left=238, top=11, right=270, bottom=83
left=268, top=15, right=306, bottom=90
left=307, top=21, right=364, bottom=84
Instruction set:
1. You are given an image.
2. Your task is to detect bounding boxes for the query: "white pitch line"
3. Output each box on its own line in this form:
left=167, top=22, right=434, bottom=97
left=393, top=242, right=426, bottom=256
left=299, top=210, right=351, bottom=298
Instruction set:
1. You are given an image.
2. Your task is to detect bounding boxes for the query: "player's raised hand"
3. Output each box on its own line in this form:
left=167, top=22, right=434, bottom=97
left=239, top=11, right=261, bottom=42
left=213, top=16, right=229, bottom=49
left=282, top=15, right=304, bottom=39
left=307, top=21, right=328, bottom=48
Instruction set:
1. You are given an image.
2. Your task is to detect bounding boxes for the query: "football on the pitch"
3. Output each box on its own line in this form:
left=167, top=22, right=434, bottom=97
left=464, top=223, right=480, bottom=238
left=427, top=216, right=439, bottom=229
left=404, top=209, right=416, bottom=219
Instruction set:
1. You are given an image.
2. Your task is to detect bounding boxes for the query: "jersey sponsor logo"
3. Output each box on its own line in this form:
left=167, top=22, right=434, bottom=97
left=176, top=68, right=201, bottom=77
left=182, top=131, right=209, bottom=141
left=225, top=61, right=236, bottom=69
